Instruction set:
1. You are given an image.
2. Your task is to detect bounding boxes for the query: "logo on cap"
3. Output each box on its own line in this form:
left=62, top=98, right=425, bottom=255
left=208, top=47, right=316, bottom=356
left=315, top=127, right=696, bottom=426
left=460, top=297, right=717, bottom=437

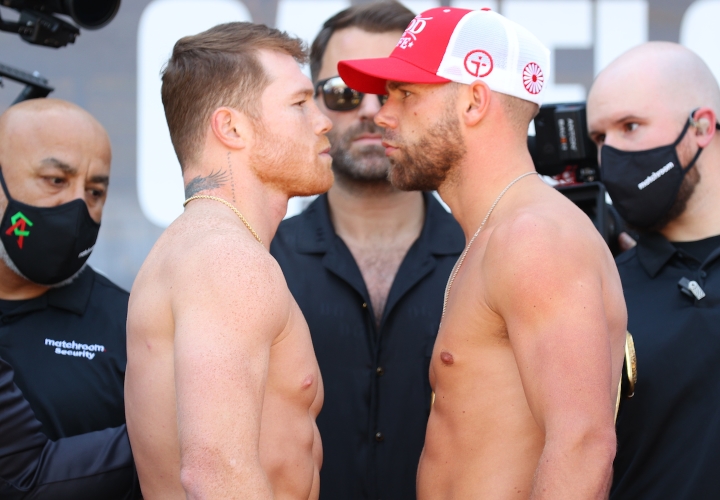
left=523, top=62, right=544, bottom=94
left=5, top=211, right=33, bottom=249
left=397, top=14, right=433, bottom=49
left=464, top=50, right=494, bottom=78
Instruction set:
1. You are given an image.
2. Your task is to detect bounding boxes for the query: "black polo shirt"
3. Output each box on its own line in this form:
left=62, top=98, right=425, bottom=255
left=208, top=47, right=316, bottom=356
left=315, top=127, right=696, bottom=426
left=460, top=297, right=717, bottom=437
left=611, top=232, right=720, bottom=499
left=0, top=267, right=128, bottom=440
left=271, top=193, right=463, bottom=500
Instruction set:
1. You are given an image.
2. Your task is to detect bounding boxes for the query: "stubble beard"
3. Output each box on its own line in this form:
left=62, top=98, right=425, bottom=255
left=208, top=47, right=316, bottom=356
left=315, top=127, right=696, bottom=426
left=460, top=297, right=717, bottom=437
left=328, top=120, right=390, bottom=186
left=249, top=121, right=333, bottom=198
left=384, top=107, right=466, bottom=192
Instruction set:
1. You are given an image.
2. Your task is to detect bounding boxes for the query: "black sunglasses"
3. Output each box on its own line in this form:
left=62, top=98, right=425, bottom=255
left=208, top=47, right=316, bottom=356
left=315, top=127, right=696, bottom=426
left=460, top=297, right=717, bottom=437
left=315, top=76, right=388, bottom=112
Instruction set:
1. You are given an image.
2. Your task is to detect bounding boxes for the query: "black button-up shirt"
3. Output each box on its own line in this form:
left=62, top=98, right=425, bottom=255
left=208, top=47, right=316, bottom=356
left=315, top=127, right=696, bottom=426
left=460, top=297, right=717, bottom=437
left=611, top=232, right=720, bottom=499
left=0, top=267, right=128, bottom=440
left=271, top=193, right=463, bottom=500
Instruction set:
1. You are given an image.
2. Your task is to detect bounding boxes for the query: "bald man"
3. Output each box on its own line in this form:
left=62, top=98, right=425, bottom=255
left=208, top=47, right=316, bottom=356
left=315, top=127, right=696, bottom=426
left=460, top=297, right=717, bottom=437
left=588, top=42, right=720, bottom=499
left=340, top=7, right=627, bottom=499
left=0, top=99, right=136, bottom=498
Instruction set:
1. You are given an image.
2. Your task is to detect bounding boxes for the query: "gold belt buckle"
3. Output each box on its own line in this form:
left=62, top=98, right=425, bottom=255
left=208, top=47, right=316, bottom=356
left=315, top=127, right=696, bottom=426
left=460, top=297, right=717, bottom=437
left=616, top=331, right=638, bottom=422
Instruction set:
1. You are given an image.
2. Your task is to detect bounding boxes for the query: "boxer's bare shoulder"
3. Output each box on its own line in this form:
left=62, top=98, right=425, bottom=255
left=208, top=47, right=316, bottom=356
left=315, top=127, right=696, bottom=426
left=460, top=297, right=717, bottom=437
left=126, top=204, right=323, bottom=499
left=420, top=184, right=626, bottom=499
left=482, top=190, right=627, bottom=349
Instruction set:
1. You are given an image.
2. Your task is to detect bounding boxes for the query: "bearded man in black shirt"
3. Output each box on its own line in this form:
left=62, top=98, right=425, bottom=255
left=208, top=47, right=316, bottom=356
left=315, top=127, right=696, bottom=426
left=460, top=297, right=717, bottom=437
left=587, top=42, right=720, bottom=499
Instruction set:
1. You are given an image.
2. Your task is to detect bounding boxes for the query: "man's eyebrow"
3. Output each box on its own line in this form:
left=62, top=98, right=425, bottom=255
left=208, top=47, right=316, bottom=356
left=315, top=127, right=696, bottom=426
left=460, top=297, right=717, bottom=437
left=39, top=157, right=77, bottom=175
left=614, top=114, right=644, bottom=124
left=387, top=81, right=402, bottom=91
left=290, top=88, right=314, bottom=100
left=39, top=158, right=109, bottom=186
left=588, top=114, right=645, bottom=137
left=89, top=175, right=110, bottom=187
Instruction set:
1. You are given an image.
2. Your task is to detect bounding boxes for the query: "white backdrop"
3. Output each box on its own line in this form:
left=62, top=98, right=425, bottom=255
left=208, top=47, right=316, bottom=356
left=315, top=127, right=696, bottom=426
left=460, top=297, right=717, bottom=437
left=136, top=0, right=720, bottom=228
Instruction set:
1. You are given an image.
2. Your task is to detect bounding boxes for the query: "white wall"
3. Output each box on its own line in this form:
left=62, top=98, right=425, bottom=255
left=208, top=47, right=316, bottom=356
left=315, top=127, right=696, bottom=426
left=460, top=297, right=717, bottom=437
left=137, top=0, right=720, bottom=228
left=680, top=1, right=720, bottom=86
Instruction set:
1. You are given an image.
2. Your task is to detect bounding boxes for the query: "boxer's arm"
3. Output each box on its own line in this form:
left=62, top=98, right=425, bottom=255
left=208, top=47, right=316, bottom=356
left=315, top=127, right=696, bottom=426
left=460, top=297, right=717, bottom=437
left=486, top=215, right=617, bottom=500
left=172, top=243, right=287, bottom=499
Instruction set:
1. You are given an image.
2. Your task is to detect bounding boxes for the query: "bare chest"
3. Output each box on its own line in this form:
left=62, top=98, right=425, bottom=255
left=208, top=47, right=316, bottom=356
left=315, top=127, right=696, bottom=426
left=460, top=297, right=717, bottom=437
left=430, top=263, right=509, bottom=381
left=349, top=244, right=409, bottom=325
left=267, top=301, right=323, bottom=412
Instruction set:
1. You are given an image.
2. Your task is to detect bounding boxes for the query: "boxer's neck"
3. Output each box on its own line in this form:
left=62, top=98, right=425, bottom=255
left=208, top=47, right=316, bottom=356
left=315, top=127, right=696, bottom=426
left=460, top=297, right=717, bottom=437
left=439, top=138, right=535, bottom=241
left=182, top=157, right=288, bottom=251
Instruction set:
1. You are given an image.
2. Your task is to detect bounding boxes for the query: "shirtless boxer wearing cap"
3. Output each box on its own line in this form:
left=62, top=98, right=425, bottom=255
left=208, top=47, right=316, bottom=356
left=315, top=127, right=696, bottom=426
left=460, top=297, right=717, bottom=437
left=340, top=8, right=627, bottom=499
left=125, top=23, right=332, bottom=499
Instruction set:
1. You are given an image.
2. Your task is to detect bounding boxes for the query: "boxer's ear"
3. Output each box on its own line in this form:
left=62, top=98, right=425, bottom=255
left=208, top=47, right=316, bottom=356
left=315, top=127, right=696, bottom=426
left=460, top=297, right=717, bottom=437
left=463, top=80, right=491, bottom=127
left=210, top=107, right=249, bottom=150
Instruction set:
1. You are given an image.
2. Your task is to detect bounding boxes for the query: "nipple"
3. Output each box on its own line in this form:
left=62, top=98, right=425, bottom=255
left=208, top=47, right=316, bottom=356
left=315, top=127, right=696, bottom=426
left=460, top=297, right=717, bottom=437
left=440, top=351, right=454, bottom=365
left=301, top=374, right=314, bottom=389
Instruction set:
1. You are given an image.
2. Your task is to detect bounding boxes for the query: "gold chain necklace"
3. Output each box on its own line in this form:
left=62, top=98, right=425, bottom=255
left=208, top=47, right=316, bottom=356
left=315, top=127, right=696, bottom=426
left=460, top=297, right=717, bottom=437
left=183, top=195, right=263, bottom=245
left=442, top=171, right=538, bottom=318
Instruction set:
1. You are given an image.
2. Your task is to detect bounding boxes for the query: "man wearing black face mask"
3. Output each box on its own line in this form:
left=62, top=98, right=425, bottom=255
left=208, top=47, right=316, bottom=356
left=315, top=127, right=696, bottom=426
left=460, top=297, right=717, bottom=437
left=0, top=99, right=136, bottom=498
left=588, top=42, right=720, bottom=499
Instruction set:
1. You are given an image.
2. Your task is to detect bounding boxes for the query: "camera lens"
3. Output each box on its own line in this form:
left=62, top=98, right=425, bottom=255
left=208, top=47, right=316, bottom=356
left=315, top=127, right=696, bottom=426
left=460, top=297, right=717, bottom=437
left=64, top=0, right=120, bottom=29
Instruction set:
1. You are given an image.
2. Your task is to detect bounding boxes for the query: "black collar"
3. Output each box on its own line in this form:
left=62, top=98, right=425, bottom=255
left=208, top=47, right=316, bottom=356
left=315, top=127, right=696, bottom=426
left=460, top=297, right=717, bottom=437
left=636, top=232, right=678, bottom=278
left=0, top=267, right=94, bottom=319
left=636, top=232, right=720, bottom=277
left=294, top=192, right=464, bottom=256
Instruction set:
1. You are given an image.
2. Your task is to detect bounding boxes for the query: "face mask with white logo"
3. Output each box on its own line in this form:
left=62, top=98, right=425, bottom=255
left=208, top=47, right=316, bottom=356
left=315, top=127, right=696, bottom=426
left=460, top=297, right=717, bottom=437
left=600, top=111, right=703, bottom=230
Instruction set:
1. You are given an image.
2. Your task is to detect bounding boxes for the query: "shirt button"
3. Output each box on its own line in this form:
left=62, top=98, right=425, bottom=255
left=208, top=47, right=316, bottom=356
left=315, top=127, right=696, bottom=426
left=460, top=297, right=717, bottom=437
left=700, top=271, right=708, bottom=278
left=376, top=366, right=384, bottom=376
left=375, top=432, right=384, bottom=442
left=362, top=302, right=368, bottom=308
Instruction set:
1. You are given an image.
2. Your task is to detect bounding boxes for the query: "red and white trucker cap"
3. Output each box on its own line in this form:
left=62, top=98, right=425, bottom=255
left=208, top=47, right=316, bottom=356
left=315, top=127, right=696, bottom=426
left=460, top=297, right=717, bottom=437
left=338, top=7, right=551, bottom=105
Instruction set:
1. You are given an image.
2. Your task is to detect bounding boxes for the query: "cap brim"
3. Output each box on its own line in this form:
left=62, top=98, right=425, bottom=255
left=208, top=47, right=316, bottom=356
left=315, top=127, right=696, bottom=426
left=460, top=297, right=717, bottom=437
left=338, top=57, right=451, bottom=95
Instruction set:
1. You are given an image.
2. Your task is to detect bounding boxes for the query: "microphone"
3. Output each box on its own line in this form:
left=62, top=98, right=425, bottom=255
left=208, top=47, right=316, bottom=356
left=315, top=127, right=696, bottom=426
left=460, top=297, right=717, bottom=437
left=678, top=277, right=706, bottom=301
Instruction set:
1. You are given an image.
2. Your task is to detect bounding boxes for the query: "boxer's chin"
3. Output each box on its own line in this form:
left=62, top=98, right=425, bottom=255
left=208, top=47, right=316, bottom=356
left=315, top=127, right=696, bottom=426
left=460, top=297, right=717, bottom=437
left=388, top=158, right=444, bottom=192
left=387, top=110, right=466, bottom=192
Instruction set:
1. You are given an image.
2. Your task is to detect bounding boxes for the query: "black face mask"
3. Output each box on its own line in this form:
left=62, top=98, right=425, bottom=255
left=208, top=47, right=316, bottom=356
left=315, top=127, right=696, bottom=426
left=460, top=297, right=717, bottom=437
left=600, top=111, right=704, bottom=230
left=0, top=167, right=100, bottom=285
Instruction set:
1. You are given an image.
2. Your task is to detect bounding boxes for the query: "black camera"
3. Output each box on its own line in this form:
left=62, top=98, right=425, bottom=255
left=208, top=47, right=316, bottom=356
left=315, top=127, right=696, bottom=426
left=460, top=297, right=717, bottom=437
left=529, top=102, right=626, bottom=255
left=1, top=1, right=120, bottom=104
left=0, top=0, right=120, bottom=48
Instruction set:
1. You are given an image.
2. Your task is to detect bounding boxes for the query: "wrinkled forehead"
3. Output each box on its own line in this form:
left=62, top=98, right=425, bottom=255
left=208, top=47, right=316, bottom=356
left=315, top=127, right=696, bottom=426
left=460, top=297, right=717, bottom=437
left=320, top=28, right=404, bottom=80
left=0, top=107, right=111, bottom=166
